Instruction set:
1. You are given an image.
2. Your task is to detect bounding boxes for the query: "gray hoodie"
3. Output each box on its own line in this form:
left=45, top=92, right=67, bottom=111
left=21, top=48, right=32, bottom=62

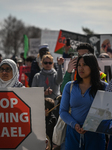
left=32, top=65, right=63, bottom=99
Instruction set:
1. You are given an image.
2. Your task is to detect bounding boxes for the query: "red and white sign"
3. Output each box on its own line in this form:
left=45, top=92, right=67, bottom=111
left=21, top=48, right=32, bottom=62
left=19, top=66, right=31, bottom=87
left=0, top=91, right=31, bottom=149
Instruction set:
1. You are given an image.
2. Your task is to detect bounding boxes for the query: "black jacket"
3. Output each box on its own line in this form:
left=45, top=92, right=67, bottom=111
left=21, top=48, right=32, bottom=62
left=46, top=112, right=57, bottom=149
left=28, top=60, right=40, bottom=87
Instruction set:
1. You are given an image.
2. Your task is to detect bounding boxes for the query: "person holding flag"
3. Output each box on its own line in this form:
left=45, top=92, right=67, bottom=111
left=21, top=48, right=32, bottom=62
left=60, top=43, right=107, bottom=93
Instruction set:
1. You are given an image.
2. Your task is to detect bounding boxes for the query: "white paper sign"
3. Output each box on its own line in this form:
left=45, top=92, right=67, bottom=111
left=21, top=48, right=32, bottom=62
left=0, top=87, right=46, bottom=150
left=83, top=90, right=112, bottom=135
left=29, top=38, right=41, bottom=56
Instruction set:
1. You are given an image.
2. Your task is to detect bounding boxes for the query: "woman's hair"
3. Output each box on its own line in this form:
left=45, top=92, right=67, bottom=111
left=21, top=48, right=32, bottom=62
left=42, top=54, right=53, bottom=63
left=45, top=97, right=54, bottom=110
left=76, top=53, right=104, bottom=97
left=76, top=43, right=94, bottom=54
left=101, top=39, right=110, bottom=48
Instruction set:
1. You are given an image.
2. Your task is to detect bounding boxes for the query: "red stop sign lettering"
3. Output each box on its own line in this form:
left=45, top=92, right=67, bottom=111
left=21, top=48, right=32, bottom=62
left=0, top=91, right=31, bottom=149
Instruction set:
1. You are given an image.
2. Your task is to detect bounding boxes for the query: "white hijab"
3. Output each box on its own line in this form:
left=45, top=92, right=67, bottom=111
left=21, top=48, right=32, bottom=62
left=0, top=59, right=19, bottom=88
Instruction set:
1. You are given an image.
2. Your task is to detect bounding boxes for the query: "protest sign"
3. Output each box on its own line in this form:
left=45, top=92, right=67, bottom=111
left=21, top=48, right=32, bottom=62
left=19, top=66, right=31, bottom=87
left=63, top=58, right=70, bottom=74
left=41, top=29, right=61, bottom=62
left=83, top=90, right=112, bottom=135
left=54, top=30, right=87, bottom=55
left=0, top=87, right=45, bottom=150
left=97, top=58, right=112, bottom=82
left=54, top=29, right=112, bottom=58
left=29, top=38, right=41, bottom=57
left=87, top=34, right=112, bottom=57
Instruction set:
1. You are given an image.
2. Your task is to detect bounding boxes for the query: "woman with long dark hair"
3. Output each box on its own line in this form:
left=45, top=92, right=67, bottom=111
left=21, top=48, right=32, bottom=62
left=59, top=53, right=108, bottom=150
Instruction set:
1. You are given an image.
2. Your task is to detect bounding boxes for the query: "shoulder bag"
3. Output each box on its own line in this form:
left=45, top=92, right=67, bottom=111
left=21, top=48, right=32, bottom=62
left=52, top=81, right=74, bottom=146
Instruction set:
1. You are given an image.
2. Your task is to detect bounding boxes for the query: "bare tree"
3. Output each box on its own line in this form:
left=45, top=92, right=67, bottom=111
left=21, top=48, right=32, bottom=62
left=0, top=15, right=25, bottom=57
left=0, top=15, right=41, bottom=58
left=26, top=26, right=41, bottom=38
left=82, top=27, right=94, bottom=35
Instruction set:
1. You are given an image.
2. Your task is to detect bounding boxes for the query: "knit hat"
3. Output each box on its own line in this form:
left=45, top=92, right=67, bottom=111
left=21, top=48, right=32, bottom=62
left=38, top=44, right=49, bottom=59
left=39, top=44, right=49, bottom=53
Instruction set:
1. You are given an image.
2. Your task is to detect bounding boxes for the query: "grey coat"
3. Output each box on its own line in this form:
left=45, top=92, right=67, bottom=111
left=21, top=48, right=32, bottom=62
left=32, top=65, right=63, bottom=99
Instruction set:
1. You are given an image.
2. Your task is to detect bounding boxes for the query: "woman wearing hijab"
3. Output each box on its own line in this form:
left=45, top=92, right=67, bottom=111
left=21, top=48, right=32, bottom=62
left=0, top=59, right=23, bottom=88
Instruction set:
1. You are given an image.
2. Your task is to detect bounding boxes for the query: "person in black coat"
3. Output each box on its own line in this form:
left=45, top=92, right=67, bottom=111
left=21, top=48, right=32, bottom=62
left=45, top=97, right=57, bottom=150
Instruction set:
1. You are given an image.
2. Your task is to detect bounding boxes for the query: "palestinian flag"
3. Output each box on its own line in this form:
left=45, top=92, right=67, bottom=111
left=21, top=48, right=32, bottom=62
left=54, top=30, right=87, bottom=54
left=54, top=30, right=66, bottom=54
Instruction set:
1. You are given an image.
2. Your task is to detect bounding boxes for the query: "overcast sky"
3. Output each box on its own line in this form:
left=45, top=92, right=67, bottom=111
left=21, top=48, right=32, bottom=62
left=0, top=0, right=112, bottom=34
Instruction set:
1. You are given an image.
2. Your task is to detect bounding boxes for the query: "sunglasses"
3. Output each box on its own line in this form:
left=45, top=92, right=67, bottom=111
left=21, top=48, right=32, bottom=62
left=43, top=62, right=53, bottom=65
left=0, top=67, right=12, bottom=73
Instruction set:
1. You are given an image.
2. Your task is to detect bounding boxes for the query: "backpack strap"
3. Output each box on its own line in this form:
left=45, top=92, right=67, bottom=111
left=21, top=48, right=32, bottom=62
left=69, top=81, right=74, bottom=114
left=70, top=81, right=74, bottom=93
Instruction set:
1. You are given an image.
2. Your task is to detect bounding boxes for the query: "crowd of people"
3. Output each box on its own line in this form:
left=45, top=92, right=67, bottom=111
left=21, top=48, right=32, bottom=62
left=0, top=42, right=112, bottom=150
